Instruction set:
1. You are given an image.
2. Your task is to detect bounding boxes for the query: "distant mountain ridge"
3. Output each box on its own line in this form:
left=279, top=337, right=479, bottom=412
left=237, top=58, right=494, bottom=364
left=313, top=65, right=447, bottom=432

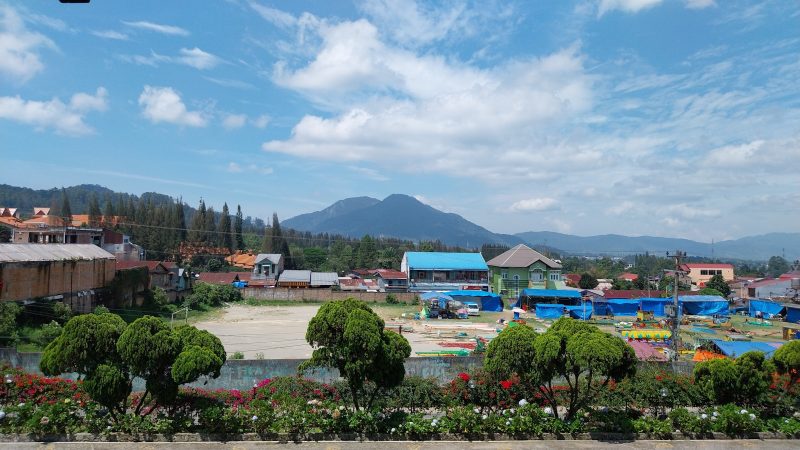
left=283, top=194, right=525, bottom=248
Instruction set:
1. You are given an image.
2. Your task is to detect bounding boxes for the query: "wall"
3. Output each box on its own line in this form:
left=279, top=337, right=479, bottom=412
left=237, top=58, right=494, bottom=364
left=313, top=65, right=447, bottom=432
left=242, top=287, right=418, bottom=303
left=0, top=259, right=115, bottom=302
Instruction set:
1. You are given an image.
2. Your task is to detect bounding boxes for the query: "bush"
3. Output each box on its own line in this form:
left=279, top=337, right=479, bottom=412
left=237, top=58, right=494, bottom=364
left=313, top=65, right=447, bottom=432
left=694, top=351, right=773, bottom=407
left=35, top=321, right=63, bottom=347
left=386, top=376, right=445, bottom=413
left=230, top=351, right=244, bottom=360
left=385, top=294, right=399, bottom=304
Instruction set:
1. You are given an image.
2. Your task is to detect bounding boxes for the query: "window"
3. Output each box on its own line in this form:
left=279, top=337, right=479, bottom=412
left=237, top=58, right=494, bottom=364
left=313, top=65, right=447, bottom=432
left=700, top=269, right=708, bottom=275
left=513, top=274, right=520, bottom=281
left=549, top=271, right=561, bottom=281
left=501, top=271, right=508, bottom=279
left=530, top=270, right=544, bottom=282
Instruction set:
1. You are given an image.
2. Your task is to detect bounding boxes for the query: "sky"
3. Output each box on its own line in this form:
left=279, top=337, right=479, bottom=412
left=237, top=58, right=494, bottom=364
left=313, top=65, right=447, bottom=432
left=1, top=0, right=799, bottom=242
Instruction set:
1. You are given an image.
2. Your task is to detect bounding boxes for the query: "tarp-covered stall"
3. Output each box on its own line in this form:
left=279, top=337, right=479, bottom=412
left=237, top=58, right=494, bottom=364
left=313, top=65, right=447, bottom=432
left=565, top=304, right=593, bottom=320
left=680, top=295, right=729, bottom=316
left=516, top=289, right=582, bottom=309
left=444, top=290, right=504, bottom=312
left=710, top=340, right=784, bottom=358
left=607, top=299, right=639, bottom=317
left=748, top=299, right=786, bottom=318
left=535, top=303, right=566, bottom=319
left=787, top=305, right=800, bottom=324
left=639, top=298, right=671, bottom=317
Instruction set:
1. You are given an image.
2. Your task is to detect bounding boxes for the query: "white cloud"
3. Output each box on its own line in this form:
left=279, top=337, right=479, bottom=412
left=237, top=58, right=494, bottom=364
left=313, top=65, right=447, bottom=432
left=347, top=166, right=388, bottom=181
left=251, top=114, right=270, bottom=128
left=358, top=0, right=470, bottom=47
left=122, top=20, right=189, bottom=36
left=91, top=30, right=129, bottom=40
left=597, top=0, right=662, bottom=17
left=248, top=1, right=297, bottom=28
left=608, top=201, right=635, bottom=215
left=510, top=198, right=558, bottom=212
left=227, top=162, right=243, bottom=173
left=0, top=87, right=107, bottom=136
left=222, top=114, right=247, bottom=130
left=0, top=5, right=56, bottom=83
left=138, top=86, right=207, bottom=127
left=684, top=0, right=715, bottom=9
left=204, top=77, right=255, bottom=90
left=227, top=162, right=273, bottom=175
left=123, top=47, right=222, bottom=70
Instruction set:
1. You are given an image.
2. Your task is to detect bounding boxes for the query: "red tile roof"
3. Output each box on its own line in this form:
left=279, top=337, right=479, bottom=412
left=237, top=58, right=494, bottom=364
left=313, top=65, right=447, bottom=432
left=373, top=269, right=407, bottom=280
left=197, top=272, right=240, bottom=284
left=116, top=260, right=150, bottom=271
left=618, top=273, right=639, bottom=281
left=236, top=272, right=252, bottom=282
left=681, top=263, right=734, bottom=269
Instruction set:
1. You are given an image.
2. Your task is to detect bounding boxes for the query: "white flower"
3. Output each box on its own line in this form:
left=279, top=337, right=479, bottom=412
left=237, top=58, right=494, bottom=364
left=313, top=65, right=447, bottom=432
left=510, top=408, right=516, bottom=414
left=482, top=414, right=488, bottom=420
left=749, top=413, right=756, bottom=421
left=518, top=399, right=528, bottom=407
left=431, top=419, right=438, bottom=427
left=251, top=415, right=258, bottom=421
left=712, top=411, right=718, bottom=417
left=339, top=405, right=345, bottom=411
left=700, top=414, right=708, bottom=420
left=0, top=411, right=5, bottom=420
left=543, top=407, right=554, bottom=416
left=17, top=403, right=25, bottom=408
left=473, top=407, right=480, bottom=414
left=740, top=409, right=748, bottom=415
left=391, top=427, right=396, bottom=433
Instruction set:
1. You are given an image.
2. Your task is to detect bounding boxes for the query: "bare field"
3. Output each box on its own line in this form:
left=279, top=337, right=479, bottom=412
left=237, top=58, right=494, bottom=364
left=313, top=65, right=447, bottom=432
left=194, top=303, right=510, bottom=359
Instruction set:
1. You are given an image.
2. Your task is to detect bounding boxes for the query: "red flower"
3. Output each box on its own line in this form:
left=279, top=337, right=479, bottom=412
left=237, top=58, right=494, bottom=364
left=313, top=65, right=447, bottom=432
left=655, top=375, right=663, bottom=381
left=500, top=380, right=513, bottom=390
left=458, top=372, right=470, bottom=382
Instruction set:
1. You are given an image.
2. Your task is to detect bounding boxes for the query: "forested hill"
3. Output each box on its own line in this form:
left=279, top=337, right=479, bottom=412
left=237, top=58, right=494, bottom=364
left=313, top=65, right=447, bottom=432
left=0, top=184, right=177, bottom=217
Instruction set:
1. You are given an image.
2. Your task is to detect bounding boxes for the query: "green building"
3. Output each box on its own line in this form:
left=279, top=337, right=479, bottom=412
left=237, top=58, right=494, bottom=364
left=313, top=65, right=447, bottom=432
left=486, top=244, right=565, bottom=297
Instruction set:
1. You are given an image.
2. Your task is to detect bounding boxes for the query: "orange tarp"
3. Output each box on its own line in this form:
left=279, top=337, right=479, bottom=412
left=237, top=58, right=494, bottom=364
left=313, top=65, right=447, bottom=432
left=693, top=349, right=727, bottom=361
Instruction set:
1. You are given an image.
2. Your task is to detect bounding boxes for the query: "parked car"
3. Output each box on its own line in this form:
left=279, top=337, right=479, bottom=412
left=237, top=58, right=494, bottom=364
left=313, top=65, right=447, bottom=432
left=465, top=302, right=480, bottom=316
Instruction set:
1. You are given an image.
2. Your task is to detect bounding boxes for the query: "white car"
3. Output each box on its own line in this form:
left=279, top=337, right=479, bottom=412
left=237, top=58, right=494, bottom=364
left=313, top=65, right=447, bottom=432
left=465, top=303, right=480, bottom=316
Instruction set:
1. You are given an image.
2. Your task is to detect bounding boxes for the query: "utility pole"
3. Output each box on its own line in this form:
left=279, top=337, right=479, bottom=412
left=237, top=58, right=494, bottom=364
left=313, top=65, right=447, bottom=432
left=666, top=250, right=686, bottom=362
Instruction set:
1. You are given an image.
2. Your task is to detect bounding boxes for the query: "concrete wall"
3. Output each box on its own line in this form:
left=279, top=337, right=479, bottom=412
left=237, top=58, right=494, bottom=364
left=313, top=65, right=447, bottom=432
left=242, top=287, right=419, bottom=303
left=0, top=259, right=115, bottom=302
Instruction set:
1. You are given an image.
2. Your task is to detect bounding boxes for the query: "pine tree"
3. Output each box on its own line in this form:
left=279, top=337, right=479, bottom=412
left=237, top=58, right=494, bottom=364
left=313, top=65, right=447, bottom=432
left=261, top=226, right=273, bottom=253
left=219, top=203, right=232, bottom=251
left=357, top=235, right=377, bottom=268
left=174, top=199, right=187, bottom=242
left=102, top=198, right=115, bottom=228
left=271, top=213, right=284, bottom=254
left=234, top=205, right=244, bottom=250
left=59, top=188, right=72, bottom=221
left=204, top=206, right=217, bottom=247
left=88, top=194, right=102, bottom=228
left=188, top=199, right=207, bottom=244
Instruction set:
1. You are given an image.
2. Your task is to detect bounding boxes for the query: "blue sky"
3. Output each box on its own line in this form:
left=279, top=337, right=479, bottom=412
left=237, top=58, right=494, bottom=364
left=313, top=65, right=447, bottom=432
left=1, top=0, right=798, bottom=241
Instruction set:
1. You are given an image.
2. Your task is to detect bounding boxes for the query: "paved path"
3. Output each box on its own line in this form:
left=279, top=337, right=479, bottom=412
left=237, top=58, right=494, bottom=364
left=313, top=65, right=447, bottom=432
left=2, top=441, right=797, bottom=449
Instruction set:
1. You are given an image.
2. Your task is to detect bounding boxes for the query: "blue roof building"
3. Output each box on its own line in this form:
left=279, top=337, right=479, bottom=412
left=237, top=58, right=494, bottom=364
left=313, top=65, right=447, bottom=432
left=401, top=252, right=489, bottom=292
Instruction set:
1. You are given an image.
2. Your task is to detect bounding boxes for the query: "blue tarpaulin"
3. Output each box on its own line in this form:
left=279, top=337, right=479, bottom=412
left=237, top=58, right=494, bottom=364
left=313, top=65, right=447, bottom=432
left=640, top=298, right=671, bottom=317
left=232, top=281, right=248, bottom=288
left=607, top=299, right=639, bottom=316
left=680, top=295, right=728, bottom=316
left=786, top=306, right=800, bottom=324
left=711, top=340, right=784, bottom=358
left=592, top=301, right=610, bottom=316
left=565, top=305, right=593, bottom=320
left=535, top=303, right=566, bottom=319
left=516, top=289, right=582, bottom=308
left=443, top=290, right=504, bottom=312
left=420, top=292, right=453, bottom=309
left=748, top=299, right=785, bottom=318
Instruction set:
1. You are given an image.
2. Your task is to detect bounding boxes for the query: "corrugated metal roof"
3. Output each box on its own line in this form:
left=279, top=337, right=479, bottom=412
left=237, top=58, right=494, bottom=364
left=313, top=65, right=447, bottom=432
left=311, top=272, right=339, bottom=286
left=279, top=270, right=311, bottom=283
left=711, top=340, right=784, bottom=358
left=486, top=244, right=562, bottom=269
left=0, top=244, right=115, bottom=262
left=255, top=253, right=282, bottom=265
left=404, top=252, right=488, bottom=270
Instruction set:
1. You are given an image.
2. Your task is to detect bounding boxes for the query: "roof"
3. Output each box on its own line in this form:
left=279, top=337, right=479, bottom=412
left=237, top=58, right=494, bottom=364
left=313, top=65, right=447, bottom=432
left=311, top=272, right=338, bottom=286
left=197, top=272, right=240, bottom=284
left=618, top=272, right=639, bottom=281
left=711, top=340, right=784, bottom=358
left=443, top=290, right=501, bottom=299
left=236, top=272, right=252, bottom=282
left=519, top=288, right=582, bottom=299
left=279, top=270, right=311, bottom=283
left=679, top=295, right=727, bottom=302
left=372, top=269, right=407, bottom=280
left=680, top=263, right=734, bottom=270
left=603, top=290, right=653, bottom=299
left=404, top=252, right=488, bottom=270
left=779, top=271, right=800, bottom=280
left=0, top=243, right=115, bottom=262
left=254, top=253, right=283, bottom=265
left=486, top=244, right=561, bottom=269
left=225, top=251, right=257, bottom=269
left=628, top=341, right=667, bottom=362
left=23, top=215, right=65, bottom=227
left=115, top=260, right=168, bottom=273
left=747, top=278, right=791, bottom=288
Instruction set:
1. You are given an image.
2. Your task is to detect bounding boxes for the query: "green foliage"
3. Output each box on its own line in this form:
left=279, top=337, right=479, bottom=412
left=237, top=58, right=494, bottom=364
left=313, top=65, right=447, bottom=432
left=578, top=272, right=599, bottom=289
left=484, top=325, right=538, bottom=386
left=40, top=313, right=127, bottom=377
left=94, top=305, right=110, bottom=315
left=705, top=273, right=731, bottom=297
left=302, top=247, right=327, bottom=271
left=699, top=287, right=724, bottom=296
left=230, top=351, right=244, bottom=360
left=185, top=282, right=242, bottom=309
left=84, top=364, right=131, bottom=412
left=35, top=321, right=63, bottom=347
left=303, top=298, right=411, bottom=409
left=773, top=340, right=800, bottom=385
left=151, top=287, right=169, bottom=308
left=0, top=302, right=21, bottom=346
left=767, top=256, right=790, bottom=278
left=385, top=293, right=399, bottom=304
left=694, top=351, right=774, bottom=407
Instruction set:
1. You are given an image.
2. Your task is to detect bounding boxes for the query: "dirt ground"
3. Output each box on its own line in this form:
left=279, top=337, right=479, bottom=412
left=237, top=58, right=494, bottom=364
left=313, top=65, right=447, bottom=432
left=194, top=304, right=510, bottom=359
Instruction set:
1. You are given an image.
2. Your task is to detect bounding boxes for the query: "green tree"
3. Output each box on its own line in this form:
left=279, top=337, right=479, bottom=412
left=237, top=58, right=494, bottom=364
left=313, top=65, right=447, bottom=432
left=88, top=194, right=102, bottom=227
left=771, top=340, right=800, bottom=389
left=533, top=318, right=636, bottom=420
left=357, top=235, right=377, bottom=268
left=0, top=224, right=11, bottom=243
left=705, top=273, right=731, bottom=297
left=102, top=198, right=115, bottom=228
left=204, top=206, right=218, bottom=247
left=261, top=226, right=273, bottom=253
left=303, top=247, right=327, bottom=271
left=302, top=298, right=411, bottom=410
left=698, top=287, right=724, bottom=297
left=219, top=203, right=232, bottom=251
left=234, top=204, right=245, bottom=250
left=694, top=351, right=774, bottom=407
left=767, top=256, right=789, bottom=278
left=578, top=272, right=599, bottom=289
left=484, top=325, right=539, bottom=387
left=188, top=199, right=207, bottom=244
left=58, top=187, right=72, bottom=220
left=0, top=302, right=21, bottom=346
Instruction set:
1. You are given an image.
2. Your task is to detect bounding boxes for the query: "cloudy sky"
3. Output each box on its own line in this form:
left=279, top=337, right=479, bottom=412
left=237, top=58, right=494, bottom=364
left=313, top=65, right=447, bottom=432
left=1, top=0, right=798, bottom=241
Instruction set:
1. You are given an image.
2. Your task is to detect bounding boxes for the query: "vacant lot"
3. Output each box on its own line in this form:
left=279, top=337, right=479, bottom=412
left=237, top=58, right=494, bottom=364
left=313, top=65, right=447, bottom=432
left=194, top=303, right=508, bottom=359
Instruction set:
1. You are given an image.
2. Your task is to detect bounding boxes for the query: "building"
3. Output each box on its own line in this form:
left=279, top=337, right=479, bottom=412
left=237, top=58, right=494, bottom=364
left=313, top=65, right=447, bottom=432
left=401, top=252, right=489, bottom=292
left=225, top=251, right=257, bottom=270
left=746, top=278, right=797, bottom=300
left=486, top=244, right=564, bottom=297
left=113, top=260, right=175, bottom=306
left=277, top=270, right=311, bottom=288
left=311, top=272, right=339, bottom=288
left=162, top=262, right=190, bottom=297
left=618, top=273, right=639, bottom=282
left=372, top=269, right=408, bottom=292
left=0, top=243, right=115, bottom=312
left=196, top=272, right=241, bottom=285
left=252, top=254, right=284, bottom=280
left=1, top=208, right=134, bottom=250
left=679, top=263, right=735, bottom=287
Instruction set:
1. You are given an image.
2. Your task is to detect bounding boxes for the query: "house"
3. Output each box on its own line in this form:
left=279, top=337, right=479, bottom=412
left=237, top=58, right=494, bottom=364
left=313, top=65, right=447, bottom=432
left=311, top=272, right=339, bottom=288
left=679, top=263, right=735, bottom=287
left=252, top=254, right=284, bottom=280
left=372, top=269, right=408, bottom=292
left=618, top=273, right=639, bottom=282
left=196, top=272, right=241, bottom=285
left=338, top=277, right=367, bottom=291
left=114, top=260, right=174, bottom=305
left=746, top=278, right=796, bottom=300
left=101, top=233, right=143, bottom=261
left=0, top=243, right=115, bottom=312
left=401, top=252, right=489, bottom=292
left=1, top=207, right=121, bottom=247
left=486, top=244, right=564, bottom=298
left=162, top=262, right=190, bottom=297
left=225, top=251, right=257, bottom=270
left=277, top=270, right=311, bottom=288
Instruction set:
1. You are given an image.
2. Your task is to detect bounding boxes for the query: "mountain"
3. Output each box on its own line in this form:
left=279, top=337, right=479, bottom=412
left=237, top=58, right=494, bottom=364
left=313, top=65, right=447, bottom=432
left=284, top=194, right=525, bottom=248
left=283, top=196, right=380, bottom=231
left=514, top=231, right=800, bottom=261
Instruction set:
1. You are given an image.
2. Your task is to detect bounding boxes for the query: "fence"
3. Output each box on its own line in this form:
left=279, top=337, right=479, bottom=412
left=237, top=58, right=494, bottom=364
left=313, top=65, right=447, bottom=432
left=242, top=287, right=418, bottom=304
